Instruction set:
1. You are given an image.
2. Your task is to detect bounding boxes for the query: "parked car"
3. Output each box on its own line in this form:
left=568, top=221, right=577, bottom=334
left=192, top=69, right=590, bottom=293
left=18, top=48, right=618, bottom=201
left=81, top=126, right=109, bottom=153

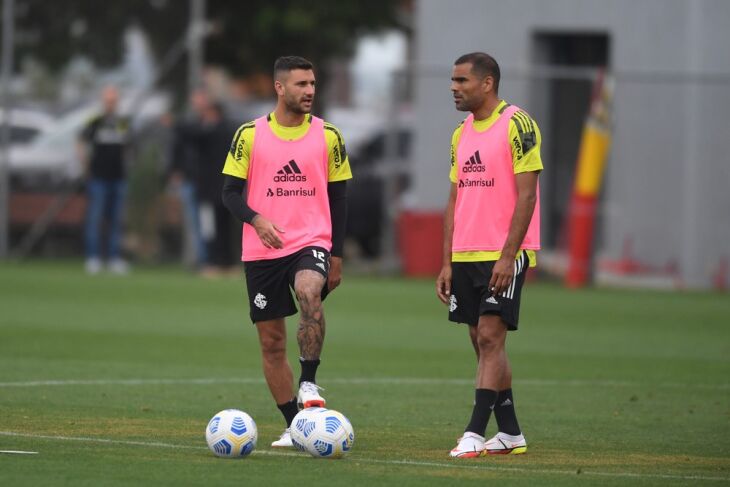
left=8, top=105, right=96, bottom=186
left=347, top=128, right=412, bottom=258
left=0, top=108, right=54, bottom=145
left=8, top=92, right=170, bottom=187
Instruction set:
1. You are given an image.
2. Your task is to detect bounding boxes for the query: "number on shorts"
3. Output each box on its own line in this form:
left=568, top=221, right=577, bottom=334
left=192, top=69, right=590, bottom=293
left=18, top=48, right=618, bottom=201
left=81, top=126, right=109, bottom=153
left=311, top=250, right=325, bottom=261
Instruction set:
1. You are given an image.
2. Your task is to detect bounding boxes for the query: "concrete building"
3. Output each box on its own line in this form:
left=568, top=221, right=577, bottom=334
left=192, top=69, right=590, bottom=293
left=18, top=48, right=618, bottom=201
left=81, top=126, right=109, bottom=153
left=409, top=0, right=730, bottom=288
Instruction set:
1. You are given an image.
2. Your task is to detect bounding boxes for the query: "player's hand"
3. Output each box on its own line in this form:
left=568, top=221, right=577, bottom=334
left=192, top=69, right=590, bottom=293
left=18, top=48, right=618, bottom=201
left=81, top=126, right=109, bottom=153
left=328, top=256, right=342, bottom=291
left=436, top=265, right=452, bottom=304
left=489, top=255, right=514, bottom=296
left=251, top=215, right=285, bottom=249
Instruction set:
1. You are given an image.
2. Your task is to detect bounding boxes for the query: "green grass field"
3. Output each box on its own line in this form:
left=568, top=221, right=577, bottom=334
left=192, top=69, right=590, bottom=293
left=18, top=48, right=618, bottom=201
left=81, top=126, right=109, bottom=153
left=0, top=261, right=728, bottom=486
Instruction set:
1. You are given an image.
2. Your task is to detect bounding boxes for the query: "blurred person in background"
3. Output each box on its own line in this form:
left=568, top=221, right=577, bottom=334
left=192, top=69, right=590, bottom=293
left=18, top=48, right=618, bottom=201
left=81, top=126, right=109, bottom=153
left=195, top=102, right=240, bottom=277
left=221, top=56, right=351, bottom=448
left=78, top=85, right=132, bottom=275
left=168, top=89, right=210, bottom=270
left=436, top=52, right=542, bottom=458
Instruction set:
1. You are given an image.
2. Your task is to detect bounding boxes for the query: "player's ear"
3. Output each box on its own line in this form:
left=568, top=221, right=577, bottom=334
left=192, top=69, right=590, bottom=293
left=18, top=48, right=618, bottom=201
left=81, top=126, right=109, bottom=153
left=274, top=79, right=285, bottom=96
left=482, top=75, right=494, bottom=95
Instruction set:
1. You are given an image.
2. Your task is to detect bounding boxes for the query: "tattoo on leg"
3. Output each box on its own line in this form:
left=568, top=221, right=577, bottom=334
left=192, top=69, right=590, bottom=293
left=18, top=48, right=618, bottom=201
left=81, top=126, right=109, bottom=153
left=297, top=310, right=325, bottom=360
left=295, top=270, right=326, bottom=360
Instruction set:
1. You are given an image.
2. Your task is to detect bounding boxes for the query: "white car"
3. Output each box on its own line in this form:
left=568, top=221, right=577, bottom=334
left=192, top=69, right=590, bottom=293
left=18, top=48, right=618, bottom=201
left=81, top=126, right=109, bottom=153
left=8, top=92, right=170, bottom=186
left=0, top=108, right=54, bottom=145
left=8, top=105, right=96, bottom=184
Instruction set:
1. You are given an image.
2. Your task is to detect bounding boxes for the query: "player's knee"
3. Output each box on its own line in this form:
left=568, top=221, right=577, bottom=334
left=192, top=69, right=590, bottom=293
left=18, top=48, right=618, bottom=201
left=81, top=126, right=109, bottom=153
left=295, top=287, right=322, bottom=311
left=476, top=328, right=504, bottom=353
left=259, top=335, right=286, bottom=359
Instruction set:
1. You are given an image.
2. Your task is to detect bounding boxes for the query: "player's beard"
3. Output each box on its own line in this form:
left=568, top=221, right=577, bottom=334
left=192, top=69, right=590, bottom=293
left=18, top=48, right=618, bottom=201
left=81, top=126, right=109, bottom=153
left=285, top=94, right=313, bottom=115
left=455, top=95, right=479, bottom=112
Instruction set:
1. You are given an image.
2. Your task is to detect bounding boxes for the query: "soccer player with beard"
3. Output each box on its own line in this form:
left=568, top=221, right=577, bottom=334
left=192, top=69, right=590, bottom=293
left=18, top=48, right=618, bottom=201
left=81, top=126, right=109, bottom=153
left=436, top=52, right=543, bottom=458
left=221, top=56, right=352, bottom=448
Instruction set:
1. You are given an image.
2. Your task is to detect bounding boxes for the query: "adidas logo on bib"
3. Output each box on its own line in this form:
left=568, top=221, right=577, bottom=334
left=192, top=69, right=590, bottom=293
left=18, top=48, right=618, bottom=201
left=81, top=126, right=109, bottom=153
left=462, top=150, right=486, bottom=173
left=274, top=160, right=307, bottom=182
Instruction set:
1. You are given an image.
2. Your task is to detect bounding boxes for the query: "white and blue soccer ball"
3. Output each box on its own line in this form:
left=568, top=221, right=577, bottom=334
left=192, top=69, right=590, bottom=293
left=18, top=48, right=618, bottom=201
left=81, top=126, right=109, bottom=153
left=205, top=409, right=257, bottom=458
left=290, top=407, right=354, bottom=459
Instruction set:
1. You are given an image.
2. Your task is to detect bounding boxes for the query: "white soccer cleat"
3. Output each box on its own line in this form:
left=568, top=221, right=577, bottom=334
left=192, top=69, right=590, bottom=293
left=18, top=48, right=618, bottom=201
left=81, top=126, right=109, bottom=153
left=485, top=432, right=527, bottom=455
left=297, top=381, right=326, bottom=409
left=108, top=258, right=130, bottom=275
left=449, top=432, right=487, bottom=458
left=85, top=257, right=102, bottom=275
left=271, top=428, right=293, bottom=448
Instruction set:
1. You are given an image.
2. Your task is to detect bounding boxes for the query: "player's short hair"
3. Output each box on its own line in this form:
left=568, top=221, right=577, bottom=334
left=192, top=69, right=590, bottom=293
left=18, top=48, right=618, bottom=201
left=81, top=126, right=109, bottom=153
left=454, top=52, right=500, bottom=94
left=274, top=56, right=314, bottom=80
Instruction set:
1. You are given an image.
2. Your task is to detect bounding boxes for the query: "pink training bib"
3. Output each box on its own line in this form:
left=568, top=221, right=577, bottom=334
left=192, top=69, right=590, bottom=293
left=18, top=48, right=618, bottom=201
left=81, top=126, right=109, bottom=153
left=453, top=105, right=540, bottom=252
left=242, top=115, right=331, bottom=261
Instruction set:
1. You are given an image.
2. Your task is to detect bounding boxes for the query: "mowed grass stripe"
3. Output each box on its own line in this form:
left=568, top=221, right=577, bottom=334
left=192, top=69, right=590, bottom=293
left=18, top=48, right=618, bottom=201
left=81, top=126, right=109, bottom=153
left=2, top=431, right=728, bottom=483
left=0, top=377, right=728, bottom=390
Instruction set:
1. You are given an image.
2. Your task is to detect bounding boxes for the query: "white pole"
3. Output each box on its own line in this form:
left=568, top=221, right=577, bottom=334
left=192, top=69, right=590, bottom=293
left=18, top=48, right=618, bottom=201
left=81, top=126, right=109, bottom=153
left=0, top=0, right=15, bottom=259
left=188, top=0, right=205, bottom=95
left=680, top=0, right=702, bottom=288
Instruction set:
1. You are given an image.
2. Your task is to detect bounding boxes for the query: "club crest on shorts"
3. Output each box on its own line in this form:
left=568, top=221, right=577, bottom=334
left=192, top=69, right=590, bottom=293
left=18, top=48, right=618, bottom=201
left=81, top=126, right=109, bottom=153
left=254, top=293, right=267, bottom=309
left=449, top=294, right=458, bottom=312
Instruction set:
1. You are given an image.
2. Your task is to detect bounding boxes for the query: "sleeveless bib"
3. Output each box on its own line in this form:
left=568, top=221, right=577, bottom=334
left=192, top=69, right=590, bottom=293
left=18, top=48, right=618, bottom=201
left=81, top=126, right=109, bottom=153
left=242, top=116, right=331, bottom=261
left=453, top=105, right=540, bottom=252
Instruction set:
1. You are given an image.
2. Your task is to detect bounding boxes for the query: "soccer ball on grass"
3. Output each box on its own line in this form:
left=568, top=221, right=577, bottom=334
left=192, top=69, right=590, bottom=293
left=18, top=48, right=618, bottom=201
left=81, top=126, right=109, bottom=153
left=290, top=407, right=354, bottom=459
left=205, top=409, right=257, bottom=458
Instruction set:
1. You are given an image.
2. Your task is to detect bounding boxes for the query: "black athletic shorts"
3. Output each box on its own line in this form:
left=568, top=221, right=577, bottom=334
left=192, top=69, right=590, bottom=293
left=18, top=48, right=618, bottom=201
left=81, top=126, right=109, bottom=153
left=448, top=250, right=530, bottom=330
left=243, top=246, right=330, bottom=323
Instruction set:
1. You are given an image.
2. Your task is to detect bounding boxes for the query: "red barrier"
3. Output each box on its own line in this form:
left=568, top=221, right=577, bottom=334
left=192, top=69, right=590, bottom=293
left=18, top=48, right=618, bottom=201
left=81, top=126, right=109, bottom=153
left=565, top=193, right=597, bottom=287
left=397, top=211, right=443, bottom=277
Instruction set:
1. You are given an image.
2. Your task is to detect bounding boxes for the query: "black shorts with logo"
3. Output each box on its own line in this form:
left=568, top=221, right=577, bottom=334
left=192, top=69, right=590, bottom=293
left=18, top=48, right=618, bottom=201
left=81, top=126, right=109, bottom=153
left=448, top=250, right=530, bottom=330
left=243, top=246, right=330, bottom=323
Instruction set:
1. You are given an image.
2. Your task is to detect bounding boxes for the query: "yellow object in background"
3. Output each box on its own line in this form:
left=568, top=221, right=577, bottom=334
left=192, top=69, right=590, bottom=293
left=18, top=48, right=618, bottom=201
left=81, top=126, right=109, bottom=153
left=574, top=122, right=611, bottom=197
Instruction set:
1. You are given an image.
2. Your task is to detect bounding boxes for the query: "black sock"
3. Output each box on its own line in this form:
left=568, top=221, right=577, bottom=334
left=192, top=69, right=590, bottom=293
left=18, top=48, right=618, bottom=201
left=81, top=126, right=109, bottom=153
left=494, top=388, right=521, bottom=436
left=277, top=398, right=299, bottom=427
left=464, top=389, right=498, bottom=437
left=298, top=358, right=320, bottom=385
